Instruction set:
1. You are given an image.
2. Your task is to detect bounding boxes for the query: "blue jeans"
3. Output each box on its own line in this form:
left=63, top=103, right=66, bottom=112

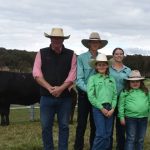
left=40, top=96, right=72, bottom=150
left=92, top=108, right=114, bottom=150
left=125, top=117, right=148, bottom=150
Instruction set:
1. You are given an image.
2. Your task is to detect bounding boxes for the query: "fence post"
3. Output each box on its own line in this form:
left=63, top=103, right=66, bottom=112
left=30, top=105, right=35, bottom=121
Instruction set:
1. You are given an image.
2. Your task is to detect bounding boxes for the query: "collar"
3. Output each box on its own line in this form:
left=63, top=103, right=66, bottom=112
left=111, top=65, right=128, bottom=72
left=88, top=50, right=99, bottom=59
left=96, top=73, right=109, bottom=78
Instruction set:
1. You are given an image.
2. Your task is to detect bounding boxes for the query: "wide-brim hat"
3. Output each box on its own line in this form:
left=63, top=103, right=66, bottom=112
left=44, top=28, right=70, bottom=39
left=125, top=70, right=145, bottom=81
left=82, top=32, right=108, bottom=49
left=89, top=53, right=108, bottom=68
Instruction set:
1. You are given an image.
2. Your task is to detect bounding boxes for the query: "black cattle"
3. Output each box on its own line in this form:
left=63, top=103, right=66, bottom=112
left=0, top=71, right=40, bottom=126
left=0, top=71, right=78, bottom=126
left=70, top=88, right=77, bottom=124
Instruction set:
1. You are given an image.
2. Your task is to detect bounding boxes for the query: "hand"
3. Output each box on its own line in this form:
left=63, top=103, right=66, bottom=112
left=120, top=119, right=126, bottom=126
left=51, top=86, right=64, bottom=97
left=107, top=109, right=114, bottom=118
left=101, top=108, right=108, bottom=117
left=48, top=86, right=55, bottom=93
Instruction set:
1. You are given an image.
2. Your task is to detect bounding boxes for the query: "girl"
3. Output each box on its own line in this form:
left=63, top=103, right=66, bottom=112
left=118, top=70, right=150, bottom=150
left=87, top=53, right=117, bottom=150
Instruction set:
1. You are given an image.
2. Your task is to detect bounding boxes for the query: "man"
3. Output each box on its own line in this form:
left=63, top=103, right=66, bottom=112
left=33, top=27, right=76, bottom=150
left=74, top=32, right=108, bottom=150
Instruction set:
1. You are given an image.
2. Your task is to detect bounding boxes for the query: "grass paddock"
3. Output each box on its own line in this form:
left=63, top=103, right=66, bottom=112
left=0, top=79, right=150, bottom=150
left=0, top=108, right=150, bottom=150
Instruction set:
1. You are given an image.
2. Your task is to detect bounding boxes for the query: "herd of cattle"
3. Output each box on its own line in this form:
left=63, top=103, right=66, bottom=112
left=0, top=71, right=77, bottom=126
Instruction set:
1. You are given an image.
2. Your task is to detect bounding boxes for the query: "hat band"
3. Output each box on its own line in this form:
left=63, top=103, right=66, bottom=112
left=129, top=76, right=142, bottom=78
left=90, top=38, right=100, bottom=40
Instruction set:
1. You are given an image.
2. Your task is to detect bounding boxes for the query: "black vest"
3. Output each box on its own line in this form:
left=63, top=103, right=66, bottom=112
left=40, top=46, right=73, bottom=97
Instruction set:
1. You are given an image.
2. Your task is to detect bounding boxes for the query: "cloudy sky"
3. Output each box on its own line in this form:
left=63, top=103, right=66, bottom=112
left=0, top=0, right=150, bottom=55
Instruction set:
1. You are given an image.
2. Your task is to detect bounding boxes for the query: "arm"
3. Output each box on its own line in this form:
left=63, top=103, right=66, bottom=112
left=118, top=91, right=126, bottom=125
left=64, top=53, right=77, bottom=84
left=76, top=56, right=87, bottom=92
left=111, top=79, right=118, bottom=109
left=87, top=76, right=103, bottom=109
left=107, top=78, right=117, bottom=117
left=32, top=52, right=54, bottom=93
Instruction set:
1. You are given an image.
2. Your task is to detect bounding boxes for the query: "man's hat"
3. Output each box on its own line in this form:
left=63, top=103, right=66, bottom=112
left=82, top=32, right=108, bottom=49
left=44, top=28, right=70, bottom=39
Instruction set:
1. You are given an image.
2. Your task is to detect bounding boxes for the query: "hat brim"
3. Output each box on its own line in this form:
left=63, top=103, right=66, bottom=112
left=125, top=77, right=145, bottom=81
left=82, top=39, right=108, bottom=49
left=89, top=59, right=108, bottom=68
left=44, top=32, right=70, bottom=39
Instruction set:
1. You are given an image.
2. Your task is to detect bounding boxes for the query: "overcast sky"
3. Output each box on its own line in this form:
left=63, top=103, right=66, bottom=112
left=0, top=0, right=150, bottom=55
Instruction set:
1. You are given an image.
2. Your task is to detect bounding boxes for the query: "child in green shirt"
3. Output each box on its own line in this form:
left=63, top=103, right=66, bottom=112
left=118, top=70, right=150, bottom=150
left=87, top=53, right=117, bottom=150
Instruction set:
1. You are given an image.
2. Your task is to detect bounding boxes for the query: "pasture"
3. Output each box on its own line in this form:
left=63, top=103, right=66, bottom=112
left=1, top=108, right=150, bottom=150
left=0, top=79, right=150, bottom=150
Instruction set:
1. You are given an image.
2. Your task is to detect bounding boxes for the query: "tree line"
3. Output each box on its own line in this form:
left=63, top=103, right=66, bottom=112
left=0, top=47, right=36, bottom=72
left=0, top=47, right=150, bottom=77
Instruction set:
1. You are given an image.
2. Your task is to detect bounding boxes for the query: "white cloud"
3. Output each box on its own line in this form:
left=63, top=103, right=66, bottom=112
left=0, top=0, right=150, bottom=55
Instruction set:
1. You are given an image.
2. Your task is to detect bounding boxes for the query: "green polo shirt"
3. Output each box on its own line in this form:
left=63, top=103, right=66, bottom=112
left=118, top=89, right=150, bottom=121
left=87, top=73, right=117, bottom=109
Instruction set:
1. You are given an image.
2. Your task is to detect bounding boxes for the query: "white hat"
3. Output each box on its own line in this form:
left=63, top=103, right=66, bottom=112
left=82, top=32, right=108, bottom=49
left=44, top=28, right=70, bottom=39
left=89, top=53, right=108, bottom=68
left=125, top=70, right=145, bottom=81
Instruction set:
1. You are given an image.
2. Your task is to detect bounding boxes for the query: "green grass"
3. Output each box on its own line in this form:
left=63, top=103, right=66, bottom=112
left=0, top=79, right=150, bottom=150
left=1, top=108, right=150, bottom=150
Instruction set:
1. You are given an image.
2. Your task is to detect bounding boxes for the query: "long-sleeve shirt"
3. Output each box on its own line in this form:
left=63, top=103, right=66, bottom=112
left=87, top=73, right=117, bottom=109
left=118, top=89, right=150, bottom=121
left=109, top=65, right=131, bottom=95
left=32, top=51, right=77, bottom=83
left=76, top=51, right=96, bottom=92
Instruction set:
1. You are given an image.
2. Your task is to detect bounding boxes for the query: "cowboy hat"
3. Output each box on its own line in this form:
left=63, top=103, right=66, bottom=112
left=44, top=28, right=70, bottom=39
left=82, top=32, right=108, bottom=49
left=125, top=70, right=145, bottom=81
left=89, top=53, right=108, bottom=68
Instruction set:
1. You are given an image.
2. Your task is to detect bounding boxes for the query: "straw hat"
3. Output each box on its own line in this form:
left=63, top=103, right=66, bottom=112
left=125, top=70, right=145, bottom=81
left=82, top=32, right=108, bottom=49
left=89, top=53, right=108, bottom=68
left=44, top=28, right=70, bottom=39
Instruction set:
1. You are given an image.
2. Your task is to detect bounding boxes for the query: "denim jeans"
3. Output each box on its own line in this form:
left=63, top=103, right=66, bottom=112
left=40, top=96, right=72, bottom=150
left=74, top=89, right=95, bottom=150
left=92, top=107, right=114, bottom=150
left=125, top=117, right=148, bottom=150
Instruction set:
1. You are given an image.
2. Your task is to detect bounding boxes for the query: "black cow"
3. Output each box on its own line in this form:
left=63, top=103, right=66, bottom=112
left=0, top=71, right=40, bottom=126
left=0, top=71, right=78, bottom=126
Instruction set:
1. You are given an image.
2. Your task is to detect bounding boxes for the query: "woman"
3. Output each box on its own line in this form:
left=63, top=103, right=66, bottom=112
left=109, top=48, right=131, bottom=150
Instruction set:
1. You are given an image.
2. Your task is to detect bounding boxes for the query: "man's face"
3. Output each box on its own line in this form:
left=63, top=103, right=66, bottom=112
left=51, top=37, right=64, bottom=50
left=89, top=40, right=101, bottom=51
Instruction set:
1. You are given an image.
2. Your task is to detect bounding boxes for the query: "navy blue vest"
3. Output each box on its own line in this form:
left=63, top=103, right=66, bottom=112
left=40, top=46, right=73, bottom=97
